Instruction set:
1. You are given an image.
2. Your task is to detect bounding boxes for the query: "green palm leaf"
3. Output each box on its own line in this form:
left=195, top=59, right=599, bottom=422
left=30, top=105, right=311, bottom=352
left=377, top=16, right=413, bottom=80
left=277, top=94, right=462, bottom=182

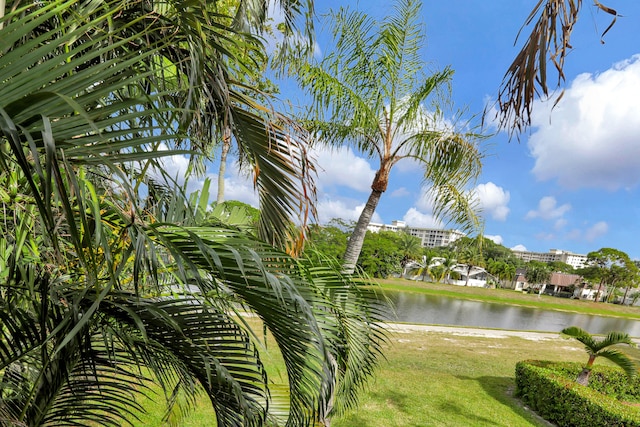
left=597, top=349, right=638, bottom=379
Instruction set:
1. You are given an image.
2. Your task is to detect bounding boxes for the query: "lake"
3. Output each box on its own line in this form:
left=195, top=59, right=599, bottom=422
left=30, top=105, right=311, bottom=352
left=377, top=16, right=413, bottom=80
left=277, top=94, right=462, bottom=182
left=383, top=291, right=640, bottom=337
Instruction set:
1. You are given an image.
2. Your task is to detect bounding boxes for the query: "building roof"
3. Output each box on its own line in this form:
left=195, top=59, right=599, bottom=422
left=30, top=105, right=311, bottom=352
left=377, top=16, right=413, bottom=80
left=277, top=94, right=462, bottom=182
left=548, top=272, right=582, bottom=287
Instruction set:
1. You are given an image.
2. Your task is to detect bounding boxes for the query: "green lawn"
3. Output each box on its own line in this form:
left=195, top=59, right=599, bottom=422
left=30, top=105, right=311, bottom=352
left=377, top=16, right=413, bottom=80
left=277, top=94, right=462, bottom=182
left=130, top=324, right=619, bottom=426
left=374, top=277, right=640, bottom=320
left=126, top=281, right=640, bottom=426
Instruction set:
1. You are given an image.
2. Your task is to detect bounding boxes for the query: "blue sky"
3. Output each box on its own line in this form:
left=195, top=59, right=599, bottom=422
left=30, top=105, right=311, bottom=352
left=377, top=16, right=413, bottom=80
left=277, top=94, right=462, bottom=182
left=163, top=1, right=640, bottom=259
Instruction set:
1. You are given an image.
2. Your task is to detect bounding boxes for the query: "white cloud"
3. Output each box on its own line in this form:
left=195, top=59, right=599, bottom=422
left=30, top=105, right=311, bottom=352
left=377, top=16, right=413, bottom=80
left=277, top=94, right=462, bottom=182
left=528, top=54, right=640, bottom=190
left=402, top=207, right=442, bottom=229
left=485, top=234, right=503, bottom=245
left=390, top=187, right=411, bottom=198
left=150, top=144, right=190, bottom=186
left=525, top=196, right=571, bottom=220
left=473, top=182, right=510, bottom=221
left=554, top=218, right=568, bottom=230
left=314, top=146, right=375, bottom=193
left=584, top=221, right=609, bottom=242
left=564, top=221, right=609, bottom=242
left=511, top=244, right=527, bottom=252
left=316, top=199, right=382, bottom=224
left=218, top=171, right=260, bottom=207
left=536, top=232, right=556, bottom=241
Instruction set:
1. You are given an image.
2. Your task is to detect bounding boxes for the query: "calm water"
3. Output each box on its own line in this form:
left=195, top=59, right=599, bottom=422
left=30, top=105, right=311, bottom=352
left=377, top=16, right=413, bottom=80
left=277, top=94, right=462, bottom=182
left=383, top=291, right=640, bottom=337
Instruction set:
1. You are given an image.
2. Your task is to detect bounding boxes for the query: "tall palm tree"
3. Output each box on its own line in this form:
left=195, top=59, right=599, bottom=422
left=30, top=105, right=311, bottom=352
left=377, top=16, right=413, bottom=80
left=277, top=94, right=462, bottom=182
left=0, top=1, right=385, bottom=426
left=295, top=0, right=484, bottom=274
left=561, top=326, right=637, bottom=386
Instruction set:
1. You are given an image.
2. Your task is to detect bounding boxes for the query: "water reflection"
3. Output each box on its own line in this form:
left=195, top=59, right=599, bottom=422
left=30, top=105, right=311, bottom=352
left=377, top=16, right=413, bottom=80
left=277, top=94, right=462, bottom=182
left=383, top=291, right=640, bottom=337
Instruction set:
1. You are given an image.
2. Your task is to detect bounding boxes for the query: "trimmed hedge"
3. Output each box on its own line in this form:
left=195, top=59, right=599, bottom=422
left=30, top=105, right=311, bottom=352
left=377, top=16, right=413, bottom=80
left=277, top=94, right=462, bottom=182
left=515, top=360, right=640, bottom=427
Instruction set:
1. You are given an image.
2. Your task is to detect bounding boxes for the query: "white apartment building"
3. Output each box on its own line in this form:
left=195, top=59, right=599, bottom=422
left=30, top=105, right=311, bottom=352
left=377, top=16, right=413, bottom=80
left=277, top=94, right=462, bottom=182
left=366, top=220, right=465, bottom=248
left=511, top=248, right=588, bottom=269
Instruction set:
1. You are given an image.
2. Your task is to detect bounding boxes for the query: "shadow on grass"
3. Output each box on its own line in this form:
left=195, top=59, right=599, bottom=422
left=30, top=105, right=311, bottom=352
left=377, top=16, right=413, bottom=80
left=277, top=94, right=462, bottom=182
left=458, top=374, right=552, bottom=427
left=436, top=398, right=502, bottom=426
left=336, top=390, right=424, bottom=427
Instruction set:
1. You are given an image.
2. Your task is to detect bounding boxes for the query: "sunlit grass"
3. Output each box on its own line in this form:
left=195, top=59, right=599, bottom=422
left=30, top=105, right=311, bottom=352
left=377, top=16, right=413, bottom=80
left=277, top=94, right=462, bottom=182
left=126, top=319, right=609, bottom=427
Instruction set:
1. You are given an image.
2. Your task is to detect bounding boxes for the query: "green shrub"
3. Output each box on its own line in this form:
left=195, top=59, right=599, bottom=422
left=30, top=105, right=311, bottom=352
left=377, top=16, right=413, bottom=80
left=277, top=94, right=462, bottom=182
left=516, top=360, right=640, bottom=427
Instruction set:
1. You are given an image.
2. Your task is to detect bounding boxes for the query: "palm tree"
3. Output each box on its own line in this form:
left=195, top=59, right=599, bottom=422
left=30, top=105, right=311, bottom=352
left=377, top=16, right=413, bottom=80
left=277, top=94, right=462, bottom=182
left=420, top=250, right=439, bottom=282
left=525, top=264, right=552, bottom=293
left=438, top=253, right=457, bottom=284
left=0, top=2, right=385, bottom=426
left=561, top=327, right=637, bottom=386
left=295, top=0, right=483, bottom=274
left=397, top=233, right=422, bottom=276
left=496, top=1, right=619, bottom=137
left=458, top=248, right=484, bottom=287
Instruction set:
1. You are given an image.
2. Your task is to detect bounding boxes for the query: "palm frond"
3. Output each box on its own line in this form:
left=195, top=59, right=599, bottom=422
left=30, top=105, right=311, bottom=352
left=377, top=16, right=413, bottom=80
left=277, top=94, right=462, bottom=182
left=561, top=326, right=597, bottom=350
left=597, top=331, right=635, bottom=352
left=597, top=349, right=638, bottom=379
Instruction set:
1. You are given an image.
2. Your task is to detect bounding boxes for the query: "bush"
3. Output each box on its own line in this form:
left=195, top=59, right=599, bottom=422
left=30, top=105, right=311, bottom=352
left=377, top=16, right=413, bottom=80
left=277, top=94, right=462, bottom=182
left=516, top=360, right=640, bottom=427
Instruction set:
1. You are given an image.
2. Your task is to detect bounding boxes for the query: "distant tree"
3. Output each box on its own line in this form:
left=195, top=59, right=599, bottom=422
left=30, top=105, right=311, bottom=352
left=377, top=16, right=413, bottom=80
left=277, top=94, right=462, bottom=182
left=587, top=248, right=636, bottom=303
left=438, top=252, right=458, bottom=284
left=397, top=232, right=423, bottom=275
left=296, top=0, right=483, bottom=274
left=487, top=259, right=517, bottom=288
left=358, top=231, right=403, bottom=278
left=547, top=260, right=575, bottom=273
left=621, top=274, right=640, bottom=306
left=525, top=262, right=552, bottom=292
left=458, top=248, right=484, bottom=287
left=561, top=326, right=637, bottom=386
left=306, top=223, right=349, bottom=261
left=407, top=249, right=438, bottom=282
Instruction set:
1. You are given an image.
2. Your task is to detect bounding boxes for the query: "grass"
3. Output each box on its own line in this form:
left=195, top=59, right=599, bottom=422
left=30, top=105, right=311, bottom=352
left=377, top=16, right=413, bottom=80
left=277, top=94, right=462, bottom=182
left=125, top=281, right=640, bottom=426
left=130, top=324, right=616, bottom=427
left=374, top=277, right=640, bottom=320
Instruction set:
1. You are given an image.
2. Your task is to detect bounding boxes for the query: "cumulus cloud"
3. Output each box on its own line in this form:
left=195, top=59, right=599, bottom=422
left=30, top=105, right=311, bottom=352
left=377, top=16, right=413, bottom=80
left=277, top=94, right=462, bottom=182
left=528, top=54, right=640, bottom=190
left=390, top=187, right=411, bottom=198
left=564, top=221, right=609, bottom=242
left=402, top=207, right=443, bottom=229
left=316, top=199, right=382, bottom=224
left=511, top=244, right=528, bottom=252
left=585, top=221, right=609, bottom=241
left=314, top=146, right=375, bottom=193
left=525, top=196, right=571, bottom=220
left=485, top=234, right=503, bottom=245
left=473, top=182, right=510, bottom=221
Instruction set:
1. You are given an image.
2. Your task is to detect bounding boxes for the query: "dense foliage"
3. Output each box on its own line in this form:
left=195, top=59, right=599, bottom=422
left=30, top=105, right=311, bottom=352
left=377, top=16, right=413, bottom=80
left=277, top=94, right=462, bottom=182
left=0, top=1, right=386, bottom=426
left=516, top=360, right=640, bottom=427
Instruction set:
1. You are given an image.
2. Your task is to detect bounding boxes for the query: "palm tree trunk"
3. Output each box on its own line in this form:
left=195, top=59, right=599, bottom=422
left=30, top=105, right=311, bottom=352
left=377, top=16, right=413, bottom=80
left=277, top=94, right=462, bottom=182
left=342, top=189, right=383, bottom=275
left=216, top=129, right=231, bottom=204
left=576, top=367, right=591, bottom=386
left=623, top=286, right=631, bottom=305
left=577, top=354, right=596, bottom=386
left=595, top=279, right=604, bottom=303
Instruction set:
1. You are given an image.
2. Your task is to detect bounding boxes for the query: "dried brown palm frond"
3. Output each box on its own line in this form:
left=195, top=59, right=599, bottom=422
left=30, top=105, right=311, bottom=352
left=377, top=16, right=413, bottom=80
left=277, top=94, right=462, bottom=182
left=494, top=0, right=619, bottom=139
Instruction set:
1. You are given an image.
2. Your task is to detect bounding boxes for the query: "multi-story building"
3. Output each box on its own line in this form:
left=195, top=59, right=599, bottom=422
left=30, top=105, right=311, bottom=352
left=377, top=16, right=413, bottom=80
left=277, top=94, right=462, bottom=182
left=366, top=220, right=465, bottom=248
left=511, top=248, right=588, bottom=269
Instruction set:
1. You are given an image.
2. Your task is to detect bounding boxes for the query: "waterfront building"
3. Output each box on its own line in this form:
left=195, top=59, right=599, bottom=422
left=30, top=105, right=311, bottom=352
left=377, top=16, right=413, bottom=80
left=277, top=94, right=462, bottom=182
left=366, top=220, right=465, bottom=248
left=511, top=248, right=588, bottom=269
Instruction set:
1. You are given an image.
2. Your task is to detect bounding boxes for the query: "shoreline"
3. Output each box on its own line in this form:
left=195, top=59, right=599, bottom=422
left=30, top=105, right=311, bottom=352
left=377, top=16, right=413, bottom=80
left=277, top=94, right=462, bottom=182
left=388, top=323, right=571, bottom=341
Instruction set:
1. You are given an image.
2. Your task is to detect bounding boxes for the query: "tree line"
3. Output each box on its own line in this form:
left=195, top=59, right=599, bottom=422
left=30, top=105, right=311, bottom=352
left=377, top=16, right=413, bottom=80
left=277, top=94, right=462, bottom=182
left=306, top=221, right=640, bottom=304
